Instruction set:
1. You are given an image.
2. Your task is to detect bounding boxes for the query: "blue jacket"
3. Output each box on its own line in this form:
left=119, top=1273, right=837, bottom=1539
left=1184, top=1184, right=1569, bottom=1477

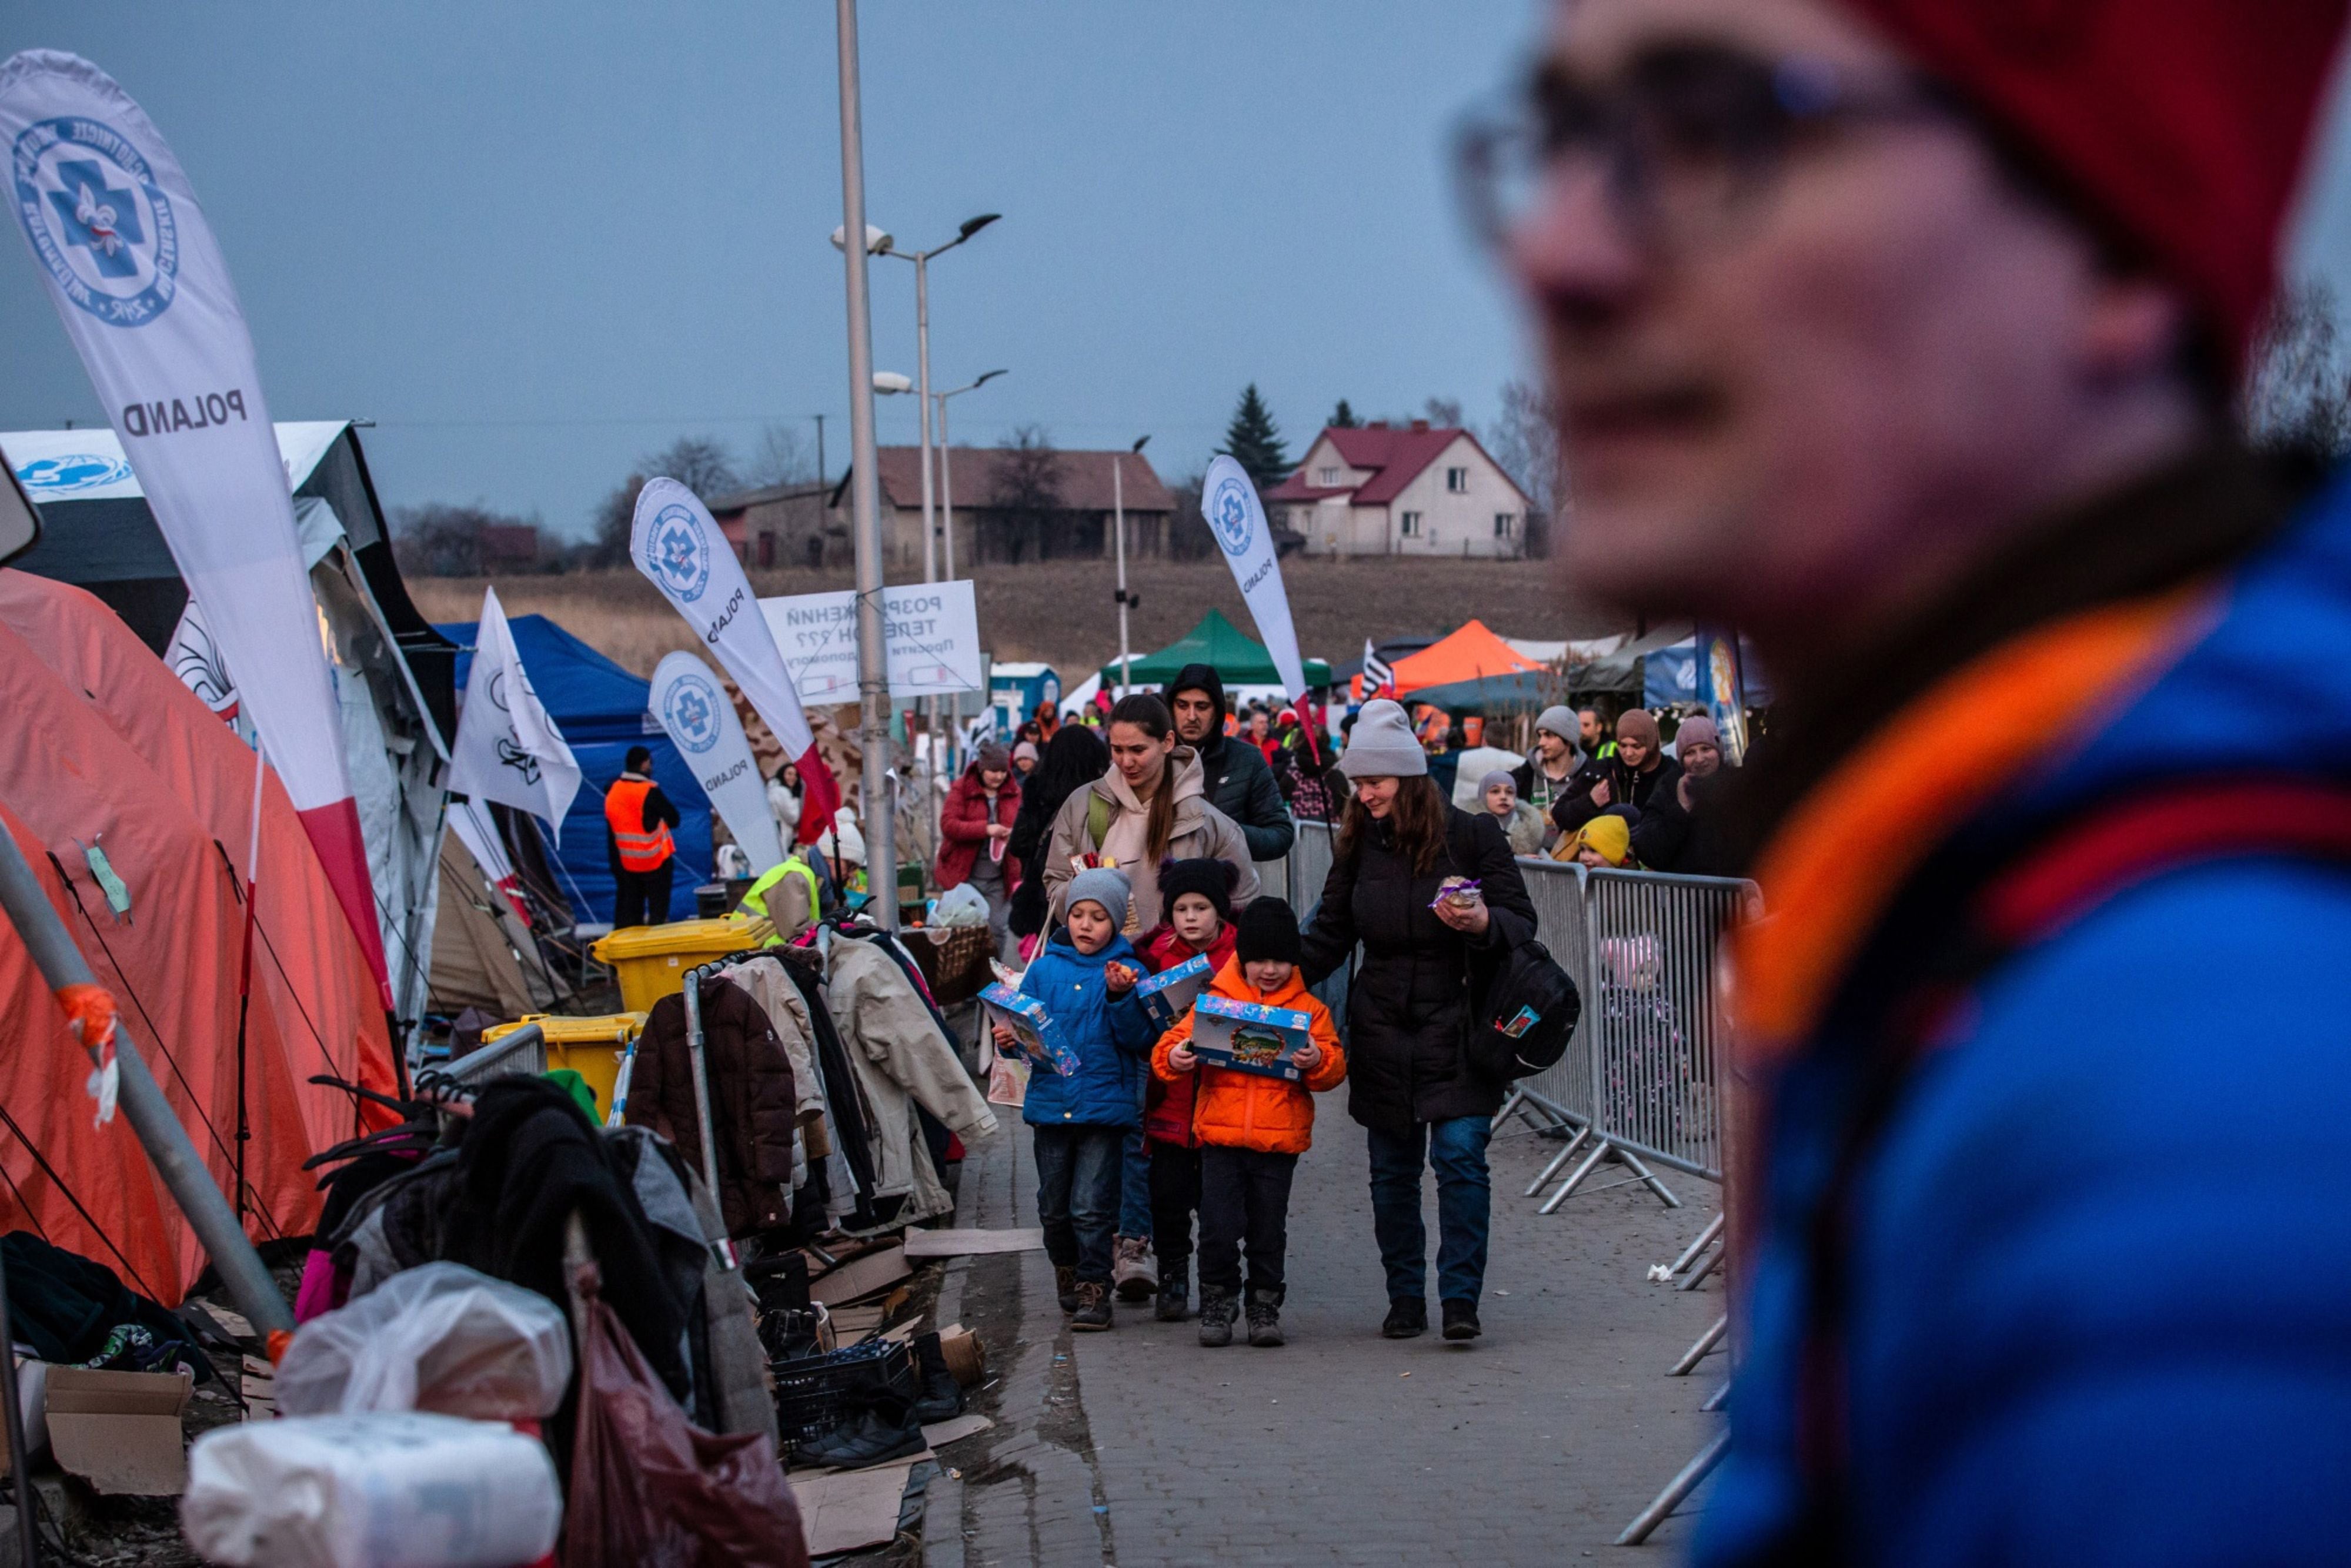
left=1013, top=931, right=1154, bottom=1129
left=1702, top=467, right=2351, bottom=1567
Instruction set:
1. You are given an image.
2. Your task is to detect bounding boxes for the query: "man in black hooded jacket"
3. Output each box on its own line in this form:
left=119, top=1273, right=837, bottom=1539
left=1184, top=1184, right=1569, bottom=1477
left=1163, top=662, right=1294, bottom=862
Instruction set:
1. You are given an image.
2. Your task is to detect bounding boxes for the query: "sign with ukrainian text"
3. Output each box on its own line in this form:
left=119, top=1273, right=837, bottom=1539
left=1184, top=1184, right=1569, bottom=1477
left=757, top=579, right=983, bottom=701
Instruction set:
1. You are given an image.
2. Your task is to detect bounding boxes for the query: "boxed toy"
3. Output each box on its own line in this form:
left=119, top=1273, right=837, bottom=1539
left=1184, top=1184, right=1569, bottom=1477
left=1134, top=952, right=1213, bottom=1032
left=1190, top=994, right=1315, bottom=1082
left=979, top=981, right=1079, bottom=1077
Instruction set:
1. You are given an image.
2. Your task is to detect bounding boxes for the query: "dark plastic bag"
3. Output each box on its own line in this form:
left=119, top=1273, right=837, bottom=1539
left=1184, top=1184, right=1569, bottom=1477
left=564, top=1267, right=807, bottom=1568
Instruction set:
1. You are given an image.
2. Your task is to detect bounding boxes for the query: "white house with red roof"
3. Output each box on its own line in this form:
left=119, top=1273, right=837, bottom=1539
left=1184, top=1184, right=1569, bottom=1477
left=1263, top=419, right=1533, bottom=559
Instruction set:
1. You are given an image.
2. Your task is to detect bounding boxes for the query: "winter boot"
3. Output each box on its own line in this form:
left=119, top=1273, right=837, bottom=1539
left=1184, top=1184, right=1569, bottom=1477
left=1244, top=1288, right=1285, bottom=1348
left=1055, top=1265, right=1080, bottom=1314
left=1381, top=1298, right=1428, bottom=1339
left=1197, top=1286, right=1238, bottom=1348
left=913, top=1330, right=964, bottom=1423
left=1072, top=1279, right=1114, bottom=1332
left=1111, top=1235, right=1159, bottom=1301
left=1441, top=1299, right=1483, bottom=1342
left=1154, top=1261, right=1190, bottom=1322
left=795, top=1386, right=926, bottom=1469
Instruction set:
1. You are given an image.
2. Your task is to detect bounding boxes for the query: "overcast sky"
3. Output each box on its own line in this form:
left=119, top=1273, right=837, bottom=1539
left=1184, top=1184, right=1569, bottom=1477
left=0, top=2, right=1549, bottom=538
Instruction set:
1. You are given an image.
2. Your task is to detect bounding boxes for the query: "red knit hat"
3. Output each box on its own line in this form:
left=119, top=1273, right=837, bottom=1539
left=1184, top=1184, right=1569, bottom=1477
left=1842, top=0, right=2349, bottom=374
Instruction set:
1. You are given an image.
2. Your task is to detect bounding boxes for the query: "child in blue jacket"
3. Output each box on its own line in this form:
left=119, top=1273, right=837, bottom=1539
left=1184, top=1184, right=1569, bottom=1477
left=994, top=867, right=1154, bottom=1330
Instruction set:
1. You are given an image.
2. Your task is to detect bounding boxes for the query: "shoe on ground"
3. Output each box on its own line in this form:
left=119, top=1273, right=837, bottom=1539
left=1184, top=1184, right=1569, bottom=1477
left=1072, top=1279, right=1114, bottom=1331
left=913, top=1330, right=964, bottom=1423
left=1111, top=1235, right=1159, bottom=1300
left=1381, top=1298, right=1428, bottom=1339
left=1197, top=1286, right=1238, bottom=1348
left=1244, top=1288, right=1284, bottom=1348
left=1154, top=1262, right=1190, bottom=1322
left=1441, top=1299, right=1482, bottom=1342
left=1055, top=1264, right=1079, bottom=1314
left=797, top=1402, right=925, bottom=1469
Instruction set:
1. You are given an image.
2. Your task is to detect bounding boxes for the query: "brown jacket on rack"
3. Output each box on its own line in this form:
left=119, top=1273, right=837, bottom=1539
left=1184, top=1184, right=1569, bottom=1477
left=626, top=975, right=798, bottom=1239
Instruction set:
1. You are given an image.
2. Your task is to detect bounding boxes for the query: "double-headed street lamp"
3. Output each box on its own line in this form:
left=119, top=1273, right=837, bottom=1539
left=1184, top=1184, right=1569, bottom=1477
left=1114, top=435, right=1150, bottom=694
left=933, top=369, right=1007, bottom=580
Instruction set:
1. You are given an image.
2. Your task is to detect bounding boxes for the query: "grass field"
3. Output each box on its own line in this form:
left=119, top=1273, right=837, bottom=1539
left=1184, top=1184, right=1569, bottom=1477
left=409, top=556, right=1617, bottom=681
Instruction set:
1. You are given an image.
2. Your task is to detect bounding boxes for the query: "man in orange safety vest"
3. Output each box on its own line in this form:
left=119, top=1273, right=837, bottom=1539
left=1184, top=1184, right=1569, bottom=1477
left=603, top=745, right=680, bottom=928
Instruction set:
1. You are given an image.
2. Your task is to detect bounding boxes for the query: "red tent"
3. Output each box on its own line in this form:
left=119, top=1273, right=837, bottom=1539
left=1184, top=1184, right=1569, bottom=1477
left=0, top=572, right=398, bottom=1303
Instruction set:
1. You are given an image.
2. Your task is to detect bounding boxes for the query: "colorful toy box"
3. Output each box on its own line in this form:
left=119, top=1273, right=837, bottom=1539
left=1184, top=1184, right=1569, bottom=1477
left=979, top=981, right=1080, bottom=1078
left=1134, top=952, right=1213, bottom=1033
left=1189, top=994, right=1316, bottom=1082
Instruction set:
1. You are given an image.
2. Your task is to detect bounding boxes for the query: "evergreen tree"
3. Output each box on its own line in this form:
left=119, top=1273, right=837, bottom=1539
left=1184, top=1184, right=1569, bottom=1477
left=1222, top=383, right=1290, bottom=489
left=1330, top=398, right=1360, bottom=429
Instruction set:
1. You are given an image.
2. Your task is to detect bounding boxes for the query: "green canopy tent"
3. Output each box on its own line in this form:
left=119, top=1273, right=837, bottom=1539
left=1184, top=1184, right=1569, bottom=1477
left=1098, top=607, right=1331, bottom=691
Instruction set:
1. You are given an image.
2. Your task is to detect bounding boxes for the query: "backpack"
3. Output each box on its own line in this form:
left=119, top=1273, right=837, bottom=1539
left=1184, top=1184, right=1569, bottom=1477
left=1464, top=937, right=1581, bottom=1080
left=1438, top=811, right=1581, bottom=1080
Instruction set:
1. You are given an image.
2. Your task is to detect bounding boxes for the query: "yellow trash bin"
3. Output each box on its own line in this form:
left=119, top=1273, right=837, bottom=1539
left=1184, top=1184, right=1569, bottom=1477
left=480, top=1012, right=646, bottom=1118
left=590, top=917, right=764, bottom=1014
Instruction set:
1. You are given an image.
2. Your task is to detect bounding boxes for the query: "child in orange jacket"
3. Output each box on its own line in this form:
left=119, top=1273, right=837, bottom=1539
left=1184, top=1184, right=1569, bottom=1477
left=1151, top=899, right=1344, bottom=1349
left=1136, top=858, right=1242, bottom=1322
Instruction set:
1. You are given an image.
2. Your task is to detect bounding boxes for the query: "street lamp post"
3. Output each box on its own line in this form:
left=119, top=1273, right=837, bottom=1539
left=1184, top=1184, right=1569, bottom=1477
left=1114, top=435, right=1150, bottom=696
left=831, top=0, right=896, bottom=928
left=933, top=369, right=1007, bottom=584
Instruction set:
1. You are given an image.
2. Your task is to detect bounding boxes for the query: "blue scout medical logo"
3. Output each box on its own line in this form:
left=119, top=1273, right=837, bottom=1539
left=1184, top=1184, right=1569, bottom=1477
left=648, top=503, right=713, bottom=602
left=15, top=453, right=133, bottom=494
left=11, top=116, right=180, bottom=327
left=662, top=671, right=724, bottom=755
left=1208, top=474, right=1255, bottom=557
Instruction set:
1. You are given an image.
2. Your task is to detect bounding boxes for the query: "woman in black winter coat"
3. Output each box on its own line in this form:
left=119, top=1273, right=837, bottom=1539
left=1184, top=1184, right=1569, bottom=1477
left=1006, top=724, right=1110, bottom=942
left=1300, top=700, right=1535, bottom=1343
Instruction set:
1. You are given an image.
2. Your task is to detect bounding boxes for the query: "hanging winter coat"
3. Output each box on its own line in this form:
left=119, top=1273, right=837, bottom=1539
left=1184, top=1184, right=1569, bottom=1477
left=627, top=977, right=798, bottom=1239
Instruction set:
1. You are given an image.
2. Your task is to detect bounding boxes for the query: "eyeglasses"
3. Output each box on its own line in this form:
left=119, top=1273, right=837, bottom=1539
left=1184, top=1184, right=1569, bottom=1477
left=1455, top=41, right=1951, bottom=253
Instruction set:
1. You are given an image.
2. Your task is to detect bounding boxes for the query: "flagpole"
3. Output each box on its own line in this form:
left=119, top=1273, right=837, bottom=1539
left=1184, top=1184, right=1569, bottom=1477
left=233, top=741, right=264, bottom=1223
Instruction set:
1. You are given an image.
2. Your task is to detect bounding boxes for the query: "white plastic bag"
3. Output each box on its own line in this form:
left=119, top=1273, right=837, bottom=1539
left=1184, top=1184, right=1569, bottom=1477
left=934, top=882, right=991, bottom=927
left=181, top=1411, right=562, bottom=1568
left=274, top=1262, right=570, bottom=1421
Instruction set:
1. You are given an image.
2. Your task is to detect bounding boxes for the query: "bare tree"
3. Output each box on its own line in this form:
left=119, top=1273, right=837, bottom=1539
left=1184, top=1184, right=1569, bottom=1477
left=1485, top=378, right=1565, bottom=557
left=1422, top=395, right=1465, bottom=429
left=746, top=423, right=816, bottom=489
left=1164, top=471, right=1214, bottom=560
left=392, top=502, right=547, bottom=577
left=588, top=474, right=647, bottom=569
left=644, top=436, right=740, bottom=499
left=989, top=425, right=1064, bottom=563
left=2244, top=283, right=2351, bottom=454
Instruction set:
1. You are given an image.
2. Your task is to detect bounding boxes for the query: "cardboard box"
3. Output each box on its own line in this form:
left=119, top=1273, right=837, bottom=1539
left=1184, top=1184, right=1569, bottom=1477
left=978, top=982, right=1078, bottom=1077
left=40, top=1365, right=193, bottom=1495
left=1190, top=995, right=1316, bottom=1082
left=1134, top=953, right=1213, bottom=1032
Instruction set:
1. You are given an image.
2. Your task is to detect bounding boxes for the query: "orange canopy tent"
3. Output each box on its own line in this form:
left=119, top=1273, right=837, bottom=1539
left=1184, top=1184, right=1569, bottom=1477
left=0, top=571, right=398, bottom=1305
left=1355, top=619, right=1547, bottom=701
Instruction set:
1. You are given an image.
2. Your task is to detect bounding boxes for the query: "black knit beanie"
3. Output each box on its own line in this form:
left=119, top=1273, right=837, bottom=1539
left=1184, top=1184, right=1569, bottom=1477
left=1158, top=857, right=1237, bottom=924
left=1235, top=898, right=1303, bottom=966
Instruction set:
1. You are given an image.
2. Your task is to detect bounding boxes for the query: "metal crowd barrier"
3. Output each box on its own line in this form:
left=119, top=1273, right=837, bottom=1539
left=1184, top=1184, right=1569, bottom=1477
left=442, top=1022, right=547, bottom=1087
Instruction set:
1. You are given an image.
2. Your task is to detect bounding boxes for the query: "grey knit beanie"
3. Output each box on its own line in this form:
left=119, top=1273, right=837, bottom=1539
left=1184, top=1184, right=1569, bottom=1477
left=1065, top=867, right=1132, bottom=932
left=1535, top=705, right=1577, bottom=744
left=1479, top=768, right=1517, bottom=795
left=1338, top=698, right=1429, bottom=778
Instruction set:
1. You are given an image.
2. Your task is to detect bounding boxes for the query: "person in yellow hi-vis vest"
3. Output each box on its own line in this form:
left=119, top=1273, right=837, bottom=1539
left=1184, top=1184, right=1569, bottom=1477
left=737, top=851, right=821, bottom=945
left=603, top=745, right=680, bottom=929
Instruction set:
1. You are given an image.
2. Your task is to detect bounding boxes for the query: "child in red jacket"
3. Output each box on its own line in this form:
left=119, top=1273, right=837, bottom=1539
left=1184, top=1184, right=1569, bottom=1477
left=1134, top=858, right=1240, bottom=1322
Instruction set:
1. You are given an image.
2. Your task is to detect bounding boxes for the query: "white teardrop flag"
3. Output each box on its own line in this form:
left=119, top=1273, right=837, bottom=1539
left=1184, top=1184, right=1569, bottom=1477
left=649, top=652, right=784, bottom=876
left=1, top=49, right=389, bottom=1004
left=446, top=587, right=583, bottom=830
left=630, top=478, right=840, bottom=841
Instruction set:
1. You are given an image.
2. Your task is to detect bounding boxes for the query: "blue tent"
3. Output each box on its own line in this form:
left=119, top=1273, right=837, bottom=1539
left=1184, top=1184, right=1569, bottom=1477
left=439, top=614, right=712, bottom=924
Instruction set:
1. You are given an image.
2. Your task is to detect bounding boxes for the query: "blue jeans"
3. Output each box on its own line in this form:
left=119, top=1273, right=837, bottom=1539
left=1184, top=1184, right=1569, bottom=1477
left=1033, top=1124, right=1123, bottom=1284
left=1119, top=1128, right=1153, bottom=1239
left=1364, top=1115, right=1492, bottom=1305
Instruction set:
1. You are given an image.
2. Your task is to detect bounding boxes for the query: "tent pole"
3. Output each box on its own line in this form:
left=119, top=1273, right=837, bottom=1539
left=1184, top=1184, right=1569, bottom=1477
left=0, top=804, right=294, bottom=1338
left=233, top=743, right=265, bottom=1221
